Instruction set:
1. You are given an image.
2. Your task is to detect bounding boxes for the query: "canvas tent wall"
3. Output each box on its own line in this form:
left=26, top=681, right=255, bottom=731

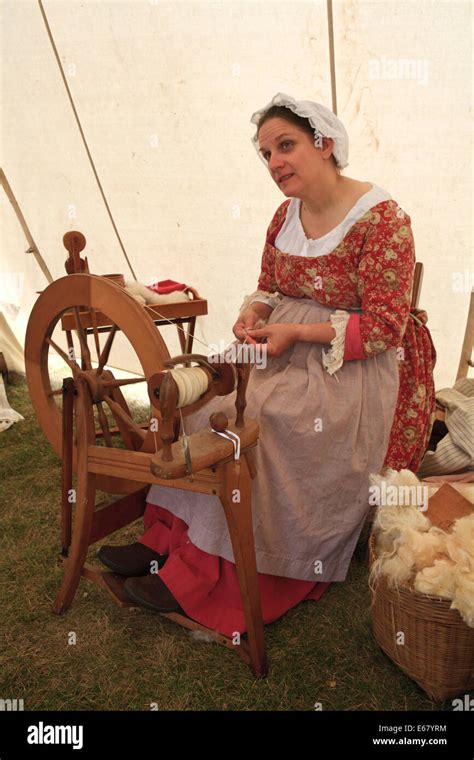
left=1, top=0, right=472, bottom=388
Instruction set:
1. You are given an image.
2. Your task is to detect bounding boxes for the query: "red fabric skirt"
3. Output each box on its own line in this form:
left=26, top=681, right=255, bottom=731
left=139, top=502, right=330, bottom=638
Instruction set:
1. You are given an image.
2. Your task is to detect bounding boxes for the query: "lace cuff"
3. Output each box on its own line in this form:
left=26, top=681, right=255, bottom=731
left=322, top=310, right=350, bottom=377
left=239, top=289, right=283, bottom=314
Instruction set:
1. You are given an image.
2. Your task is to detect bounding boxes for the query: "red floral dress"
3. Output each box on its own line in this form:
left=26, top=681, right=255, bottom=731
left=260, top=198, right=436, bottom=472
left=139, top=197, right=436, bottom=637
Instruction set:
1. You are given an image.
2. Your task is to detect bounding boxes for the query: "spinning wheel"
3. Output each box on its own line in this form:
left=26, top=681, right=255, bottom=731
left=25, top=273, right=170, bottom=494
left=24, top=237, right=267, bottom=677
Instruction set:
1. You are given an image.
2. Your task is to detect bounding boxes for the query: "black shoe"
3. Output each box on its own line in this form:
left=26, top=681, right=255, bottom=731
left=124, top=574, right=184, bottom=613
left=98, top=542, right=167, bottom=576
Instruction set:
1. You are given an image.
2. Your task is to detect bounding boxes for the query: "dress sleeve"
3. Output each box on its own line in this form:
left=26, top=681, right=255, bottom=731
left=240, top=289, right=283, bottom=313
left=255, top=256, right=278, bottom=297
left=344, top=205, right=416, bottom=360
left=321, top=310, right=351, bottom=375
left=322, top=205, right=415, bottom=373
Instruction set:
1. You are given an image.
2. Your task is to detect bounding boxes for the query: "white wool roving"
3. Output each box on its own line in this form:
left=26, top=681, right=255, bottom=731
left=412, top=516, right=474, bottom=628
left=124, top=280, right=190, bottom=305
left=373, top=508, right=431, bottom=556
left=369, top=473, right=474, bottom=627
left=440, top=514, right=474, bottom=627
left=371, top=528, right=447, bottom=589
left=375, top=519, right=474, bottom=628
left=371, top=469, right=432, bottom=557
left=369, top=468, right=441, bottom=589
left=445, top=514, right=474, bottom=573
left=371, top=553, right=413, bottom=587
left=370, top=468, right=422, bottom=495
left=402, top=530, right=447, bottom=570
left=126, top=291, right=147, bottom=305
left=370, top=468, right=426, bottom=510
left=414, top=559, right=457, bottom=599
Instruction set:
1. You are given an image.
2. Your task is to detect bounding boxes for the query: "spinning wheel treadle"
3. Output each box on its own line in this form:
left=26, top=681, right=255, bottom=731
left=24, top=257, right=267, bottom=677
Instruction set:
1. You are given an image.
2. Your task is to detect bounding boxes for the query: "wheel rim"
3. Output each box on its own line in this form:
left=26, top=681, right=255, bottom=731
left=25, top=274, right=171, bottom=493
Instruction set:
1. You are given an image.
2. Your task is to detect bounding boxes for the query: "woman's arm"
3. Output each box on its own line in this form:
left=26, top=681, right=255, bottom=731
left=317, top=206, right=416, bottom=373
left=294, top=321, right=336, bottom=345
left=347, top=207, right=415, bottom=359
left=246, top=321, right=336, bottom=357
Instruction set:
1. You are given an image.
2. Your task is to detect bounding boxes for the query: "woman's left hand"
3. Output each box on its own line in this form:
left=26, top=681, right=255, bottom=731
left=245, top=323, right=299, bottom=357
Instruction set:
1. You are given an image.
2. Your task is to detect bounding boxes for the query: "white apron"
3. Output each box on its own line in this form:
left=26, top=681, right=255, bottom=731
left=147, top=296, right=399, bottom=582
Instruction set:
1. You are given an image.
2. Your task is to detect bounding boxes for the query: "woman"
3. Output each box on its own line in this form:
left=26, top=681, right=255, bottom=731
left=98, top=93, right=435, bottom=635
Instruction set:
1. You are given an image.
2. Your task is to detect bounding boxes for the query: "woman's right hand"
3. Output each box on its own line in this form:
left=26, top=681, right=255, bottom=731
left=232, top=303, right=273, bottom=343
left=233, top=307, right=259, bottom=342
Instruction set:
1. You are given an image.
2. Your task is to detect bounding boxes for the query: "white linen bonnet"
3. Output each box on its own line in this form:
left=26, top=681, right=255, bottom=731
left=250, top=92, right=349, bottom=170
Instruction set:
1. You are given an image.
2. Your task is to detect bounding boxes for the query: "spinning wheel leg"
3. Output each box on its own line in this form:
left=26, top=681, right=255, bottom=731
left=220, top=457, right=268, bottom=678
left=60, top=377, right=75, bottom=557
left=53, top=378, right=97, bottom=614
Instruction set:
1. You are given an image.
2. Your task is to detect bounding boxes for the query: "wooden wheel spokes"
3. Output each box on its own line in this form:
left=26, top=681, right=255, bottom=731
left=98, top=324, right=117, bottom=373
left=25, top=274, right=171, bottom=494
left=103, top=394, right=147, bottom=447
left=96, top=402, right=113, bottom=447
left=45, top=328, right=145, bottom=407
left=89, top=307, right=102, bottom=365
left=46, top=336, right=81, bottom=377
left=100, top=376, right=146, bottom=389
left=47, top=388, right=63, bottom=397
left=72, top=306, right=92, bottom=371
left=65, top=306, right=116, bottom=378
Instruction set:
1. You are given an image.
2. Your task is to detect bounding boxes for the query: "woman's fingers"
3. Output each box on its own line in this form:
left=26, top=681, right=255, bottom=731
left=233, top=311, right=259, bottom=341
left=233, top=321, right=253, bottom=340
left=246, top=327, right=267, bottom=338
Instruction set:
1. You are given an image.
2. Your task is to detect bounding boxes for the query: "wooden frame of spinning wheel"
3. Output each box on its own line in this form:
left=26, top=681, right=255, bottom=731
left=24, top=273, right=268, bottom=678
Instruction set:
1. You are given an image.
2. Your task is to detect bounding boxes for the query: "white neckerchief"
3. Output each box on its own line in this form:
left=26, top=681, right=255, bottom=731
left=275, top=183, right=392, bottom=258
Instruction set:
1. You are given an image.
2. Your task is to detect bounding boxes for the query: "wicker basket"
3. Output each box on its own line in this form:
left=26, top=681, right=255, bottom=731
left=369, top=532, right=474, bottom=701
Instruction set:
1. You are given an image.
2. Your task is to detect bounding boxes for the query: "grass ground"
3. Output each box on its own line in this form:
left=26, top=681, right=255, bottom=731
left=0, top=376, right=469, bottom=711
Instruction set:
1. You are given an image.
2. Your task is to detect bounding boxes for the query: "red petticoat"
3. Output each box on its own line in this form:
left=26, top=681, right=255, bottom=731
left=139, top=502, right=330, bottom=638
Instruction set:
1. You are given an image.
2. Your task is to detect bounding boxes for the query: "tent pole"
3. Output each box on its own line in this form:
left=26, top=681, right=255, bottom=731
left=326, top=0, right=338, bottom=115
left=0, top=168, right=53, bottom=284
left=37, top=0, right=137, bottom=281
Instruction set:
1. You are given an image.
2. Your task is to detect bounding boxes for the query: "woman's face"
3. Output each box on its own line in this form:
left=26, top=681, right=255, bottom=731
left=257, top=117, right=332, bottom=197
